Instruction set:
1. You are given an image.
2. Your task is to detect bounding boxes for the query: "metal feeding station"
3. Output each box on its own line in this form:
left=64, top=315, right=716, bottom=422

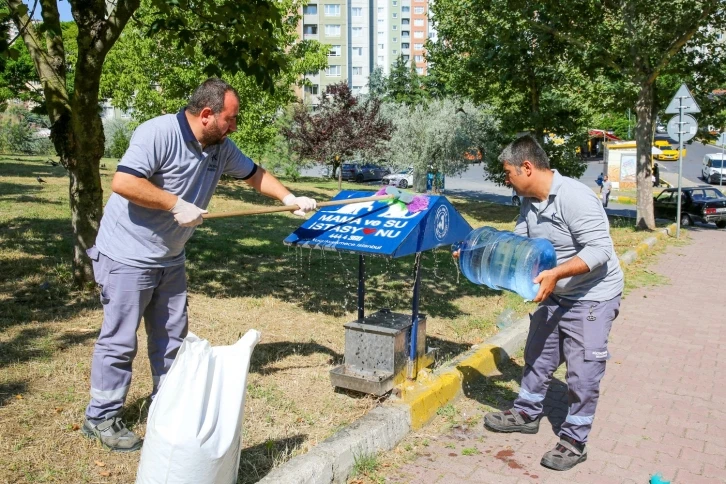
left=284, top=191, right=472, bottom=395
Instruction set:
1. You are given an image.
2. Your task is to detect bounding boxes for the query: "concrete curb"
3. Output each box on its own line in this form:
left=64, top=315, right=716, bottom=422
left=259, top=317, right=530, bottom=484
left=619, top=222, right=678, bottom=265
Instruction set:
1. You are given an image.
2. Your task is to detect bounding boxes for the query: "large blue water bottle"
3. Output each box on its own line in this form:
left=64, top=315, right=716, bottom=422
left=453, top=227, right=557, bottom=300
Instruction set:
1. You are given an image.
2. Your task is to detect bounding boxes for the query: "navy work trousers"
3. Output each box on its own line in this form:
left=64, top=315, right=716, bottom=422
left=85, top=247, right=188, bottom=423
left=514, top=294, right=621, bottom=443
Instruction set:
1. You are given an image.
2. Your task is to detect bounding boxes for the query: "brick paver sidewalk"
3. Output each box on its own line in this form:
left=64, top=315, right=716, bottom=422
left=388, top=227, right=726, bottom=484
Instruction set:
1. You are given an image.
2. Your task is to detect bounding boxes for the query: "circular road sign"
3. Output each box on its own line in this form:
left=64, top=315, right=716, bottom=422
left=667, top=114, right=698, bottom=142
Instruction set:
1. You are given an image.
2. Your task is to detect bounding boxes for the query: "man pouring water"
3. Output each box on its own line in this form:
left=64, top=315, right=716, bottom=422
left=476, top=135, right=623, bottom=471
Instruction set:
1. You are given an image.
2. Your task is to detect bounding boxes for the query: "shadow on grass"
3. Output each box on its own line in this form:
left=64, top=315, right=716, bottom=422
left=250, top=341, right=343, bottom=375
left=0, top=217, right=99, bottom=331
left=459, top=355, right=567, bottom=438
left=0, top=380, right=28, bottom=407
left=238, top=434, right=308, bottom=484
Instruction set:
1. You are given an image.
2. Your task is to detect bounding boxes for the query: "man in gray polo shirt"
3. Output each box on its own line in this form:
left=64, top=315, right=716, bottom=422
left=82, top=78, right=316, bottom=451
left=483, top=135, right=624, bottom=471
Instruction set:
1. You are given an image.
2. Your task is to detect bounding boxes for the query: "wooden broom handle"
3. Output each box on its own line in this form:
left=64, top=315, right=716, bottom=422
left=202, top=194, right=395, bottom=219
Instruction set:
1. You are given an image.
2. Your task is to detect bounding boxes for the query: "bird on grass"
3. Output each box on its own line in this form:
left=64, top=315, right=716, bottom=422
left=36, top=176, right=47, bottom=184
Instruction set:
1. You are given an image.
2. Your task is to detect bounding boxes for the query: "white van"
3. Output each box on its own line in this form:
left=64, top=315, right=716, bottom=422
left=702, top=153, right=726, bottom=184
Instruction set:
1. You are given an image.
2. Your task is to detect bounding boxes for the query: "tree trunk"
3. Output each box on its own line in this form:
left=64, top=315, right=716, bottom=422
left=64, top=29, right=109, bottom=285
left=634, top=82, right=656, bottom=230
left=413, top=167, right=427, bottom=193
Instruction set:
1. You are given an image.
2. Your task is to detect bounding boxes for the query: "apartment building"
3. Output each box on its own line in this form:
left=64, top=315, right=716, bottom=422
left=298, top=0, right=434, bottom=104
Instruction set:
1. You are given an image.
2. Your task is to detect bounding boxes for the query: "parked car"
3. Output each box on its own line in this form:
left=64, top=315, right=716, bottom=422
left=653, top=143, right=686, bottom=161
left=702, top=154, right=726, bottom=184
left=653, top=186, right=726, bottom=228
left=656, top=124, right=667, bottom=134
left=341, top=163, right=390, bottom=183
left=382, top=168, right=413, bottom=188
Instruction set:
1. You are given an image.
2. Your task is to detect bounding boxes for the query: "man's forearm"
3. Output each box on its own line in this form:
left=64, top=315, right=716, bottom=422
left=111, top=172, right=177, bottom=210
left=553, top=255, right=590, bottom=279
left=244, top=167, right=291, bottom=202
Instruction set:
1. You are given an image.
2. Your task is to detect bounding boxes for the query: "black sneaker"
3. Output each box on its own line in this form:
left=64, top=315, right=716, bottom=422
left=82, top=417, right=143, bottom=452
left=483, top=408, right=540, bottom=434
left=540, top=435, right=588, bottom=471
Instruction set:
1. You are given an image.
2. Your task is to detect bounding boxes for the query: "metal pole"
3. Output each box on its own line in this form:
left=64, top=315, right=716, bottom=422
left=407, top=252, right=423, bottom=380
left=357, top=255, right=365, bottom=320
left=721, top=132, right=724, bottom=189
left=676, top=99, right=685, bottom=238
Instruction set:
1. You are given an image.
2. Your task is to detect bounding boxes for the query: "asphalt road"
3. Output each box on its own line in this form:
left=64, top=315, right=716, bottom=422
left=300, top=139, right=726, bottom=218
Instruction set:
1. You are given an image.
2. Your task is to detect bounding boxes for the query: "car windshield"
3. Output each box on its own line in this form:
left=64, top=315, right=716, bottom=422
left=661, top=145, right=673, bottom=150
left=709, top=159, right=724, bottom=168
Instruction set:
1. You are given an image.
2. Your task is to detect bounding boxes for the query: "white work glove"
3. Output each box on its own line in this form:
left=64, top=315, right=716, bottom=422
left=283, top=194, right=317, bottom=217
left=169, top=197, right=207, bottom=227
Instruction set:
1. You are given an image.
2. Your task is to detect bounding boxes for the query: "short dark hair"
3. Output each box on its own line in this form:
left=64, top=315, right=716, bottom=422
left=498, top=134, right=550, bottom=171
left=187, top=78, right=239, bottom=115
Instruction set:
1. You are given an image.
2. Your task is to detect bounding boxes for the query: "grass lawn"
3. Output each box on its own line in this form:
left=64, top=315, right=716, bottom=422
left=0, top=155, right=679, bottom=483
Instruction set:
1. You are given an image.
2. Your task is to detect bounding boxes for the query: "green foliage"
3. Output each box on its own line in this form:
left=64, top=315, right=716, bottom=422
left=384, top=99, right=500, bottom=190
left=142, top=0, right=292, bottom=90
left=103, top=118, right=134, bottom=158
left=0, top=21, right=77, bottom=112
left=100, top=0, right=329, bottom=160
left=428, top=0, right=592, bottom=139
left=366, top=57, right=429, bottom=105
left=366, top=66, right=386, bottom=100
left=256, top=108, right=306, bottom=181
left=0, top=105, right=54, bottom=155
left=110, top=129, right=130, bottom=159
left=592, top=112, right=633, bottom=140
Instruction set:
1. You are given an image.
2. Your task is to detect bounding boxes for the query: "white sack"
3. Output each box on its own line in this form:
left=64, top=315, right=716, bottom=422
left=136, top=329, right=261, bottom=484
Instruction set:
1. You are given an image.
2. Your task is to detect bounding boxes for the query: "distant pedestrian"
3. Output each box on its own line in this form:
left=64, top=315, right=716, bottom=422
left=653, top=163, right=660, bottom=187
left=596, top=172, right=604, bottom=188
left=600, top=175, right=612, bottom=207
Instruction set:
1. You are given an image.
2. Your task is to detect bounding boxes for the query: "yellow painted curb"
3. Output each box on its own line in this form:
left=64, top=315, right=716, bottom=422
left=397, top=344, right=505, bottom=429
left=398, top=369, right=462, bottom=429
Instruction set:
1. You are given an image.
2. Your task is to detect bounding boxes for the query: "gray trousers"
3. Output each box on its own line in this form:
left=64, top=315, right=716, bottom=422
left=514, top=294, right=621, bottom=443
left=85, top=247, right=188, bottom=423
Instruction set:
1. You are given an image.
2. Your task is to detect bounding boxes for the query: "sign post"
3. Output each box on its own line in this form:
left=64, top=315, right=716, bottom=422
left=665, top=84, right=700, bottom=238
left=717, top=132, right=726, bottom=189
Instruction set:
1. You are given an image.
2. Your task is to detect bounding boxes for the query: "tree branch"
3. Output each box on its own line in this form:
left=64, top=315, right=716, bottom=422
left=525, top=18, right=623, bottom=74
left=39, top=0, right=66, bottom=78
left=2, top=0, right=39, bottom=45
left=646, top=3, right=719, bottom=84
left=99, top=0, right=140, bottom=56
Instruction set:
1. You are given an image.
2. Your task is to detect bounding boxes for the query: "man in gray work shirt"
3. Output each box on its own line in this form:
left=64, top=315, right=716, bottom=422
left=82, top=78, right=317, bottom=451
left=483, top=135, right=624, bottom=471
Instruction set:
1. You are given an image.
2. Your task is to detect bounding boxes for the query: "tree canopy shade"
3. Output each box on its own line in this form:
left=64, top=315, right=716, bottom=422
left=0, top=0, right=310, bottom=285
left=430, top=0, right=726, bottom=229
left=100, top=0, right=329, bottom=161
left=283, top=82, right=393, bottom=184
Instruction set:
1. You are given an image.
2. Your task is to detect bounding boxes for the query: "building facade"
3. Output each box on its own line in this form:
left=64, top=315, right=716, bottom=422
left=298, top=0, right=434, bottom=104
